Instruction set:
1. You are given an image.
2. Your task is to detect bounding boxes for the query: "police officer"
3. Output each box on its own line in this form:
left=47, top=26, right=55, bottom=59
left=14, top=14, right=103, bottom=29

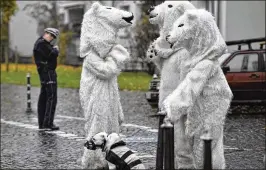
left=33, top=28, right=60, bottom=130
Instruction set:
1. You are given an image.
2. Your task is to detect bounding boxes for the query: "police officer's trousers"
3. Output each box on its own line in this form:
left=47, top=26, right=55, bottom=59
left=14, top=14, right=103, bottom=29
left=37, top=70, right=57, bottom=128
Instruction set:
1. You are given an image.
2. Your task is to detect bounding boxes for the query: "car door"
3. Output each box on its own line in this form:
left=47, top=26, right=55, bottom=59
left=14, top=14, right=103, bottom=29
left=263, top=52, right=266, bottom=101
left=223, top=52, right=264, bottom=102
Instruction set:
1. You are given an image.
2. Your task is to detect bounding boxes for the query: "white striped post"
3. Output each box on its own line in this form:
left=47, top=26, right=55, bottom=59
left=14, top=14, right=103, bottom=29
left=26, top=73, right=32, bottom=113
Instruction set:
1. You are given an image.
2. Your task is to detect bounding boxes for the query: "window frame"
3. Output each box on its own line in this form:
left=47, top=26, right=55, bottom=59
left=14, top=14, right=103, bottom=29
left=223, top=52, right=261, bottom=73
left=119, top=5, right=130, bottom=11
left=262, top=52, right=266, bottom=71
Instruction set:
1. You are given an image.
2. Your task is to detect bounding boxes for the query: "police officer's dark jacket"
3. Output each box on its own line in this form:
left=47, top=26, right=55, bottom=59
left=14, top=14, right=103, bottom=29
left=105, top=141, right=143, bottom=170
left=33, top=37, right=59, bottom=83
left=33, top=37, right=59, bottom=73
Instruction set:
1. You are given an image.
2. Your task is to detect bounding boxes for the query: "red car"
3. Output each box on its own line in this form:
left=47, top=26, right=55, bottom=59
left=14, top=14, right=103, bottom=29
left=221, top=38, right=266, bottom=105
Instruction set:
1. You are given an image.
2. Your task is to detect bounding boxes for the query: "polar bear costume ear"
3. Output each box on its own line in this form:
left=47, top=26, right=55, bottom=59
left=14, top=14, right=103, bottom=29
left=92, top=2, right=101, bottom=12
left=186, top=10, right=198, bottom=20
left=176, top=4, right=186, bottom=14
left=175, top=2, right=196, bottom=15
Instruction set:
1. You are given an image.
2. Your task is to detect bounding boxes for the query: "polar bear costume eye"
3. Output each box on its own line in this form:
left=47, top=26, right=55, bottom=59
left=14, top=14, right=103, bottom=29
left=178, top=24, right=184, bottom=27
left=106, top=7, right=112, bottom=9
left=168, top=4, right=173, bottom=8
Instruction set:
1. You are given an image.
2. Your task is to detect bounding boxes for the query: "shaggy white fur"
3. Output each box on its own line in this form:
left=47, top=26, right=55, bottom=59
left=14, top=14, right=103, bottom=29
left=147, top=1, right=196, bottom=169
left=165, top=9, right=233, bottom=169
left=146, top=1, right=195, bottom=108
left=79, top=2, right=133, bottom=169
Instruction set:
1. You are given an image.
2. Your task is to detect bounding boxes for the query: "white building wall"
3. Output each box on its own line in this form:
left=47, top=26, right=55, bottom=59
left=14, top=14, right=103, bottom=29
left=10, top=1, right=39, bottom=57
left=225, top=1, right=265, bottom=41
left=224, top=1, right=265, bottom=51
left=191, top=0, right=265, bottom=49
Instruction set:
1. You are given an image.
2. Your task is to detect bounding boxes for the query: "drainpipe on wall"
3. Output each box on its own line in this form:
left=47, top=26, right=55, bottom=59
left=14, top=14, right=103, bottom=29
left=206, top=0, right=209, bottom=11
left=211, top=0, right=215, bottom=15
left=217, top=1, right=220, bottom=29
left=214, top=1, right=218, bottom=27
left=220, top=1, right=227, bottom=40
left=112, top=0, right=115, bottom=7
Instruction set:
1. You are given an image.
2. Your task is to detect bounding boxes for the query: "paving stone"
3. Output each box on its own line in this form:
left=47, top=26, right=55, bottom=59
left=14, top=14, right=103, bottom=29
left=1, top=84, right=265, bottom=169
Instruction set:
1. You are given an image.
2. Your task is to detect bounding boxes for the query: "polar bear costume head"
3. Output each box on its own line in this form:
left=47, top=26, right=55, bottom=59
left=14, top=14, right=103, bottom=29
left=148, top=1, right=195, bottom=37
left=80, top=2, right=134, bottom=59
left=167, top=9, right=227, bottom=67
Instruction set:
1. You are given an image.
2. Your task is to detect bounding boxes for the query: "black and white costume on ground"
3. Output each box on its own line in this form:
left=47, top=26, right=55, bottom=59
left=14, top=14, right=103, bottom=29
left=84, top=132, right=145, bottom=169
left=105, top=141, right=144, bottom=170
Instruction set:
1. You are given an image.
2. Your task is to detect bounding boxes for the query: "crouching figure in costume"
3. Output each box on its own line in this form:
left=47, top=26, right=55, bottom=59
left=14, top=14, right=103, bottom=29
left=165, top=9, right=233, bottom=169
left=79, top=2, right=134, bottom=169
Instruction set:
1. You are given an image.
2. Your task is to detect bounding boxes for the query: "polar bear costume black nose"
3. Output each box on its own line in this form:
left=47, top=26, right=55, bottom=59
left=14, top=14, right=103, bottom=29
left=122, top=13, right=134, bottom=24
left=147, top=6, right=155, bottom=15
left=166, top=35, right=174, bottom=48
left=166, top=35, right=170, bottom=41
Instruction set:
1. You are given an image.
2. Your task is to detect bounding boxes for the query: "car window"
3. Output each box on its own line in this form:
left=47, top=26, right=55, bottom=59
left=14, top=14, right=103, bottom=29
left=218, top=53, right=231, bottom=65
left=225, top=53, right=259, bottom=72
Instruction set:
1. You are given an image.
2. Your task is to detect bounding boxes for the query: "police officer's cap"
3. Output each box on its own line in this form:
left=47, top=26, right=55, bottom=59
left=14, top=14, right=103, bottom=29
left=44, top=28, right=60, bottom=39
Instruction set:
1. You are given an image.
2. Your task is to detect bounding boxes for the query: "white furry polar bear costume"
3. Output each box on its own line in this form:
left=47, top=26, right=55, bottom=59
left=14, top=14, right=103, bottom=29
left=146, top=1, right=196, bottom=168
left=147, top=1, right=195, bottom=108
left=165, top=9, right=233, bottom=169
left=79, top=2, right=133, bottom=169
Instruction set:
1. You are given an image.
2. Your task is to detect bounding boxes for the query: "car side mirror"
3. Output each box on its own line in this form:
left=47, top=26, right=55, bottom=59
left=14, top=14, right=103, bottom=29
left=222, top=66, right=230, bottom=74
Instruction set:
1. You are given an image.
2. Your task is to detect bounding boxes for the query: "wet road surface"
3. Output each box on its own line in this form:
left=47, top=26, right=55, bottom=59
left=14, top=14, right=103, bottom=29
left=1, top=84, right=265, bottom=169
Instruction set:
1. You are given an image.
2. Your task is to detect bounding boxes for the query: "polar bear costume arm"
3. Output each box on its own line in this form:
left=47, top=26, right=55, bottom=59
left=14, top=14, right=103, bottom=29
left=109, top=44, right=130, bottom=68
left=146, top=37, right=177, bottom=71
left=163, top=59, right=215, bottom=123
left=84, top=45, right=130, bottom=80
left=84, top=54, right=120, bottom=80
left=154, top=37, right=175, bottom=59
left=146, top=39, right=163, bottom=71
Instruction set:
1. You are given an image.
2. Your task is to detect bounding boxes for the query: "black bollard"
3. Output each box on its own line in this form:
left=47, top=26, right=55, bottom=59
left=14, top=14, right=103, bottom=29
left=155, top=110, right=165, bottom=170
left=263, top=153, right=265, bottom=167
left=201, top=132, right=212, bottom=170
left=26, top=73, right=32, bottom=113
left=161, top=119, right=175, bottom=170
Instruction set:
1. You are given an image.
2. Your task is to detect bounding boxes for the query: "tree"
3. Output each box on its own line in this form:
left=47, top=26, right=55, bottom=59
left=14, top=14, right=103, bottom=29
left=23, top=1, right=73, bottom=64
left=57, top=31, right=73, bottom=64
left=23, top=1, right=59, bottom=36
left=0, top=0, right=18, bottom=70
left=0, top=0, right=18, bottom=32
left=130, top=0, right=163, bottom=75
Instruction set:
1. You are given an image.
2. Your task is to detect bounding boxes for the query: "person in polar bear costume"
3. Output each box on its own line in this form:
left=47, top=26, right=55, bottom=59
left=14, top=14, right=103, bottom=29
left=79, top=2, right=134, bottom=169
left=165, top=9, right=233, bottom=169
left=146, top=1, right=196, bottom=168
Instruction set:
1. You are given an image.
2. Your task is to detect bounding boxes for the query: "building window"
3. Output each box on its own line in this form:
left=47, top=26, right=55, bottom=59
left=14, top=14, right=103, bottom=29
left=120, top=5, right=130, bottom=11
left=67, top=6, right=84, bottom=35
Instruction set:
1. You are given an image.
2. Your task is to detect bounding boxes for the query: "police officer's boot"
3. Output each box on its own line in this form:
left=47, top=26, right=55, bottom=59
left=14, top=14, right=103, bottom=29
left=42, top=123, right=59, bottom=131
left=49, top=124, right=60, bottom=130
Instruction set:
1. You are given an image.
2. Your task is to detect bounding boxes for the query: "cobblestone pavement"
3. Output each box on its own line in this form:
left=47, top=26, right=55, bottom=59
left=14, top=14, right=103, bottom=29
left=1, top=84, right=265, bottom=169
